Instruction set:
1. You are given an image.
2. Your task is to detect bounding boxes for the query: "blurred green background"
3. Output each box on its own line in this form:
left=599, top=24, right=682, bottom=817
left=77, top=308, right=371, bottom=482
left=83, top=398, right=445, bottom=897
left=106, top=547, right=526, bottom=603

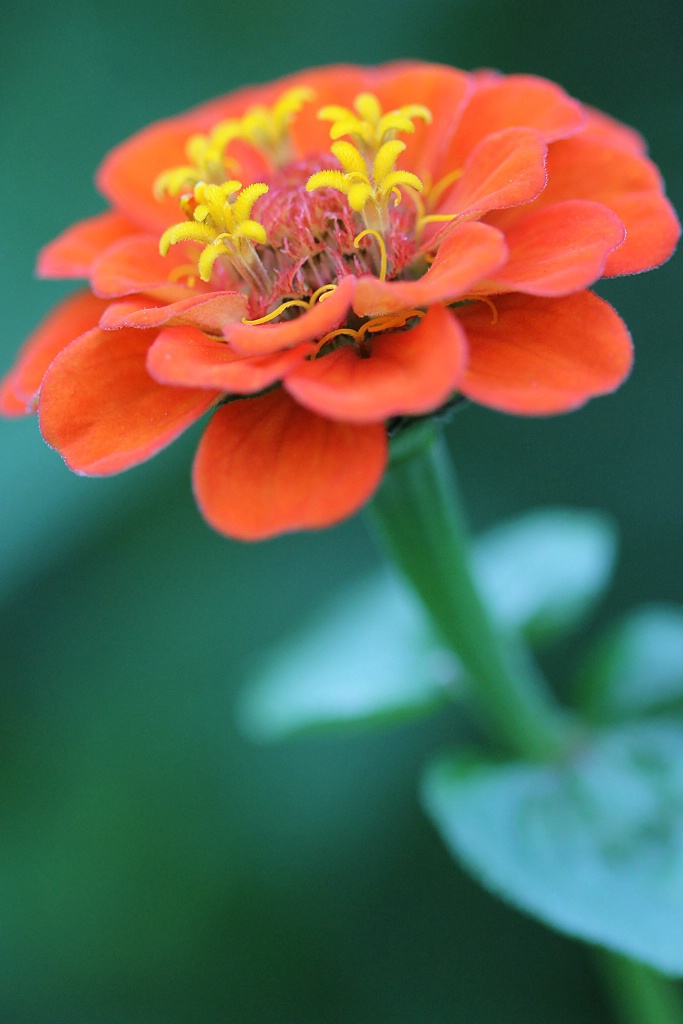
left=1, top=0, right=681, bottom=1020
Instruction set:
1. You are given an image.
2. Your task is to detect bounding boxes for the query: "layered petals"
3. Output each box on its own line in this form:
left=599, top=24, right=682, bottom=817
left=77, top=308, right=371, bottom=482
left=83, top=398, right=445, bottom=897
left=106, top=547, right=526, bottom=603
left=445, top=73, right=585, bottom=169
left=285, top=305, right=468, bottom=422
left=434, top=128, right=548, bottom=224
left=37, top=211, right=138, bottom=279
left=192, top=389, right=387, bottom=540
left=223, top=275, right=356, bottom=355
left=100, top=290, right=248, bottom=333
left=147, top=326, right=313, bottom=392
left=457, top=291, right=633, bottom=414
left=3, top=61, right=677, bottom=541
left=89, top=235, right=205, bottom=301
left=373, top=62, right=472, bottom=181
left=481, top=200, right=626, bottom=296
left=354, top=221, right=508, bottom=317
left=491, top=136, right=680, bottom=275
left=39, top=326, right=219, bottom=474
left=0, top=291, right=110, bottom=415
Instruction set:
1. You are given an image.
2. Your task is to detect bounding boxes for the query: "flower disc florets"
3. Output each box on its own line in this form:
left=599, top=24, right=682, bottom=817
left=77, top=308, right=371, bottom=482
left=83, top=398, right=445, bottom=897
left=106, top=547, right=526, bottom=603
left=156, top=89, right=429, bottom=331
left=2, top=63, right=679, bottom=540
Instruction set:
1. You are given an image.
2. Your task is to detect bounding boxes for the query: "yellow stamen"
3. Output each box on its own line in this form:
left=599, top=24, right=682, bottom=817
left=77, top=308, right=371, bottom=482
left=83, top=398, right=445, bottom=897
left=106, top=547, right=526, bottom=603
left=417, top=212, right=458, bottom=238
left=241, top=299, right=311, bottom=326
left=309, top=283, right=338, bottom=304
left=317, top=93, right=432, bottom=154
left=154, top=87, right=315, bottom=199
left=159, top=179, right=270, bottom=288
left=425, top=168, right=464, bottom=211
left=167, top=263, right=199, bottom=288
left=313, top=328, right=363, bottom=356
left=314, top=308, right=426, bottom=356
left=241, top=283, right=338, bottom=326
left=358, top=309, right=425, bottom=336
left=459, top=295, right=499, bottom=325
left=307, top=137, right=424, bottom=235
left=215, top=86, right=316, bottom=166
left=354, top=228, right=387, bottom=282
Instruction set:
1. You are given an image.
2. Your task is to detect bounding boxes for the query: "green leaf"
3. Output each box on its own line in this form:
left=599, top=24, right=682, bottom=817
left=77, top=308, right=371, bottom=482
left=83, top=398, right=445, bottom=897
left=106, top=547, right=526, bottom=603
left=237, top=570, right=459, bottom=740
left=423, top=720, right=683, bottom=976
left=474, top=508, right=617, bottom=644
left=238, top=507, right=616, bottom=741
left=577, top=605, right=683, bottom=723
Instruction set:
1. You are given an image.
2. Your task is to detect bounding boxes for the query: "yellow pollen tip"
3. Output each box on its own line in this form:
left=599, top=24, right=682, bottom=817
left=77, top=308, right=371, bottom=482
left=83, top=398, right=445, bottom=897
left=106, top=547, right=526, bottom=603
left=316, top=93, right=433, bottom=151
left=159, top=179, right=270, bottom=285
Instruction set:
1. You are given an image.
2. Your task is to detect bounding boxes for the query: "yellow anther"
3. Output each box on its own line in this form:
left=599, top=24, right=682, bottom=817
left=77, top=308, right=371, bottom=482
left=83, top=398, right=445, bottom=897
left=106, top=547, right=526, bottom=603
left=317, top=92, right=432, bottom=155
left=153, top=128, right=240, bottom=199
left=373, top=140, right=407, bottom=185
left=354, top=229, right=388, bottom=282
left=154, top=87, right=314, bottom=201
left=307, top=137, right=423, bottom=235
left=221, top=85, right=316, bottom=164
left=159, top=179, right=270, bottom=287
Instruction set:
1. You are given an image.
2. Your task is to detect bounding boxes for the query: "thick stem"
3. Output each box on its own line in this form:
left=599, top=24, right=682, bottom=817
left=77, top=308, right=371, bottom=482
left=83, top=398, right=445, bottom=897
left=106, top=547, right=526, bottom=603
left=597, top=953, right=683, bottom=1024
left=368, top=428, right=571, bottom=760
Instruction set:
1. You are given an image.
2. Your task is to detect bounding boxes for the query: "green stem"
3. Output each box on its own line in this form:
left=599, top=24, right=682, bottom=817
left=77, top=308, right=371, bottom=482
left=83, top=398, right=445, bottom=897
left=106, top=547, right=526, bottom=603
left=597, top=953, right=683, bottom=1024
left=368, top=427, right=572, bottom=760
left=368, top=426, right=683, bottom=1024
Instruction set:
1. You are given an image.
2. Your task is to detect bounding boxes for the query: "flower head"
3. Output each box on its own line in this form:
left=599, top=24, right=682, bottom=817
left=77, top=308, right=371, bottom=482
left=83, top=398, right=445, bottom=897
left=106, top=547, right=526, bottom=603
left=2, top=63, right=679, bottom=539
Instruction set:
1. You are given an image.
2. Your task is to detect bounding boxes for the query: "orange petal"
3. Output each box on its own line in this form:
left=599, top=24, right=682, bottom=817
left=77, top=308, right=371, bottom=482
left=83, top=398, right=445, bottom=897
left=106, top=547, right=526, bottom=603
left=602, top=191, right=680, bottom=276
left=39, top=326, right=218, bottom=474
left=223, top=275, right=356, bottom=355
left=353, top=221, right=507, bottom=317
left=287, top=65, right=377, bottom=156
left=95, top=118, right=209, bottom=234
left=446, top=74, right=585, bottom=167
left=99, top=298, right=165, bottom=326
left=435, top=128, right=548, bottom=224
left=457, top=291, right=633, bottom=414
left=372, top=62, right=472, bottom=181
left=147, top=326, right=313, bottom=392
left=100, top=290, right=247, bottom=332
left=37, top=211, right=138, bottom=279
left=89, top=234, right=203, bottom=301
left=581, top=107, right=647, bottom=156
left=98, top=75, right=328, bottom=229
left=192, top=389, right=388, bottom=540
left=284, top=304, right=467, bottom=422
left=484, top=200, right=625, bottom=296
left=491, top=136, right=679, bottom=275
left=0, top=291, right=110, bottom=416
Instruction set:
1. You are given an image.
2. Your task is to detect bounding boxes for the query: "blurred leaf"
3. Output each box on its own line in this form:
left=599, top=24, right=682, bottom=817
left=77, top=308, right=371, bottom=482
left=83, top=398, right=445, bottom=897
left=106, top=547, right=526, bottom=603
left=238, top=507, right=616, bottom=741
left=423, top=719, right=683, bottom=976
left=237, top=569, right=459, bottom=740
left=474, top=508, right=617, bottom=644
left=577, top=604, right=683, bottom=723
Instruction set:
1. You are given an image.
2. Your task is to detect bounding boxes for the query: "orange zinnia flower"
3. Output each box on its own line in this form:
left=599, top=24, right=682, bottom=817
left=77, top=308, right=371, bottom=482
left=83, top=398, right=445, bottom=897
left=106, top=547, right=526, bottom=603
left=2, top=63, right=679, bottom=539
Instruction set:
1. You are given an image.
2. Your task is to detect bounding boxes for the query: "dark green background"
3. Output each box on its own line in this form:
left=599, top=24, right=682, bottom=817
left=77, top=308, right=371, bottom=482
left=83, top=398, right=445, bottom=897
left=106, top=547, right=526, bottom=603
left=1, top=1, right=681, bottom=1020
